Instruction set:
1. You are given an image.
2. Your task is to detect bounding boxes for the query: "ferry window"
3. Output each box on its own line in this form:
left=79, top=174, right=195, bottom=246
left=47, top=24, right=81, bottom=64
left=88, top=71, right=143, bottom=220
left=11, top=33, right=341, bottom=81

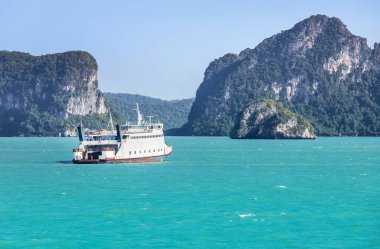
left=134, top=151, right=136, bottom=154
left=153, top=149, right=155, bottom=152
left=139, top=151, right=141, bottom=154
left=149, top=150, right=151, bottom=153
left=129, top=151, right=131, bottom=155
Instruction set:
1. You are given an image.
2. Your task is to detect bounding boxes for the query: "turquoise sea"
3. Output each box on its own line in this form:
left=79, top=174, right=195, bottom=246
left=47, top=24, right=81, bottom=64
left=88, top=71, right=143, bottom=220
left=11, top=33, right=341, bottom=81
left=0, top=137, right=379, bottom=248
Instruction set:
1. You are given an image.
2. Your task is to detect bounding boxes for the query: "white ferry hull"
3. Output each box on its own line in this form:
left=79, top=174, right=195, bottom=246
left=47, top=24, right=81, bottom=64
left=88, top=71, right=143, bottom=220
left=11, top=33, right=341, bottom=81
left=73, top=154, right=170, bottom=164
left=72, top=104, right=173, bottom=165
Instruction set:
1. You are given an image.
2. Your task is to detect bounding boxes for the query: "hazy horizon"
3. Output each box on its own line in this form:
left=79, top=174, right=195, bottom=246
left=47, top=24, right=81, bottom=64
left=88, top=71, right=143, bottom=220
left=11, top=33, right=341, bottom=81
left=1, top=0, right=379, bottom=100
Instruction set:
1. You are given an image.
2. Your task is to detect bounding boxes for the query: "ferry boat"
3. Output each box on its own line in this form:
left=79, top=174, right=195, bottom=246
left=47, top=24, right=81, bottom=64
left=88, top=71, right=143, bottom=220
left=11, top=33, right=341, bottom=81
left=72, top=104, right=172, bottom=164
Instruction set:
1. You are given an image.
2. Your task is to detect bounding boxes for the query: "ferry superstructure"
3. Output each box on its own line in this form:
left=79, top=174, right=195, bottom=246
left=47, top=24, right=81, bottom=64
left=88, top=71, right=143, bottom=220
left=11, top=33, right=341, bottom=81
left=72, top=104, right=172, bottom=164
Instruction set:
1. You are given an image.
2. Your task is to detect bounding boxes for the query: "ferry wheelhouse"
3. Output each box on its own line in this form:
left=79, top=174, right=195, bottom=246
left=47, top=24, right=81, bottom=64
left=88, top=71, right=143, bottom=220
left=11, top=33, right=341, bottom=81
left=72, top=104, right=172, bottom=164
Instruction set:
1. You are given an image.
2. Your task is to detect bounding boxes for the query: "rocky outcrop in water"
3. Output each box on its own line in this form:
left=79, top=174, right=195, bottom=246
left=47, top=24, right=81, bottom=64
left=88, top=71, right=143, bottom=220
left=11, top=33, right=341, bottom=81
left=230, top=99, right=315, bottom=139
left=176, top=15, right=380, bottom=136
left=0, top=51, right=108, bottom=136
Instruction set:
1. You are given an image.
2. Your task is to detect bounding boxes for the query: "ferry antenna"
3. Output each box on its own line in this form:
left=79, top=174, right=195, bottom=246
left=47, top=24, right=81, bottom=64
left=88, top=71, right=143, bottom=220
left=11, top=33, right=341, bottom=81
left=146, top=115, right=154, bottom=124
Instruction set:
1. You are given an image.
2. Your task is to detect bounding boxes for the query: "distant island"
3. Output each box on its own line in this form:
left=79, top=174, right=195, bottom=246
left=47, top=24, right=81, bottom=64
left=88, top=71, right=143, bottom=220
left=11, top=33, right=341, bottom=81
left=0, top=51, right=193, bottom=136
left=103, top=93, right=193, bottom=130
left=170, top=14, right=380, bottom=137
left=1, top=15, right=379, bottom=137
left=0, top=51, right=109, bottom=136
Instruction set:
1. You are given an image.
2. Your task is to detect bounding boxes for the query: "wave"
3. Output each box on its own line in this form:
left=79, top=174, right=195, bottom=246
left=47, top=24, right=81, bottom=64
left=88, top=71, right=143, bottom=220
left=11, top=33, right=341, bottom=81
left=239, top=213, right=256, bottom=218
left=275, top=185, right=287, bottom=189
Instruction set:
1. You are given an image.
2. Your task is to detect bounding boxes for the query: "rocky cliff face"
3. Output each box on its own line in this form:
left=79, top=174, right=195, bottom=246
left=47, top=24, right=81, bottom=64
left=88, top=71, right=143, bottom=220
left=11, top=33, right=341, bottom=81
left=0, top=51, right=108, bottom=136
left=231, top=99, right=315, bottom=139
left=179, top=15, right=380, bottom=136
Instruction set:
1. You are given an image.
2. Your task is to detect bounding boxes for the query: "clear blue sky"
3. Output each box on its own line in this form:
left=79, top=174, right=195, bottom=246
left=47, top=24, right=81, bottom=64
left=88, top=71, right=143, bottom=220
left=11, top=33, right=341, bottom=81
left=1, top=0, right=379, bottom=99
